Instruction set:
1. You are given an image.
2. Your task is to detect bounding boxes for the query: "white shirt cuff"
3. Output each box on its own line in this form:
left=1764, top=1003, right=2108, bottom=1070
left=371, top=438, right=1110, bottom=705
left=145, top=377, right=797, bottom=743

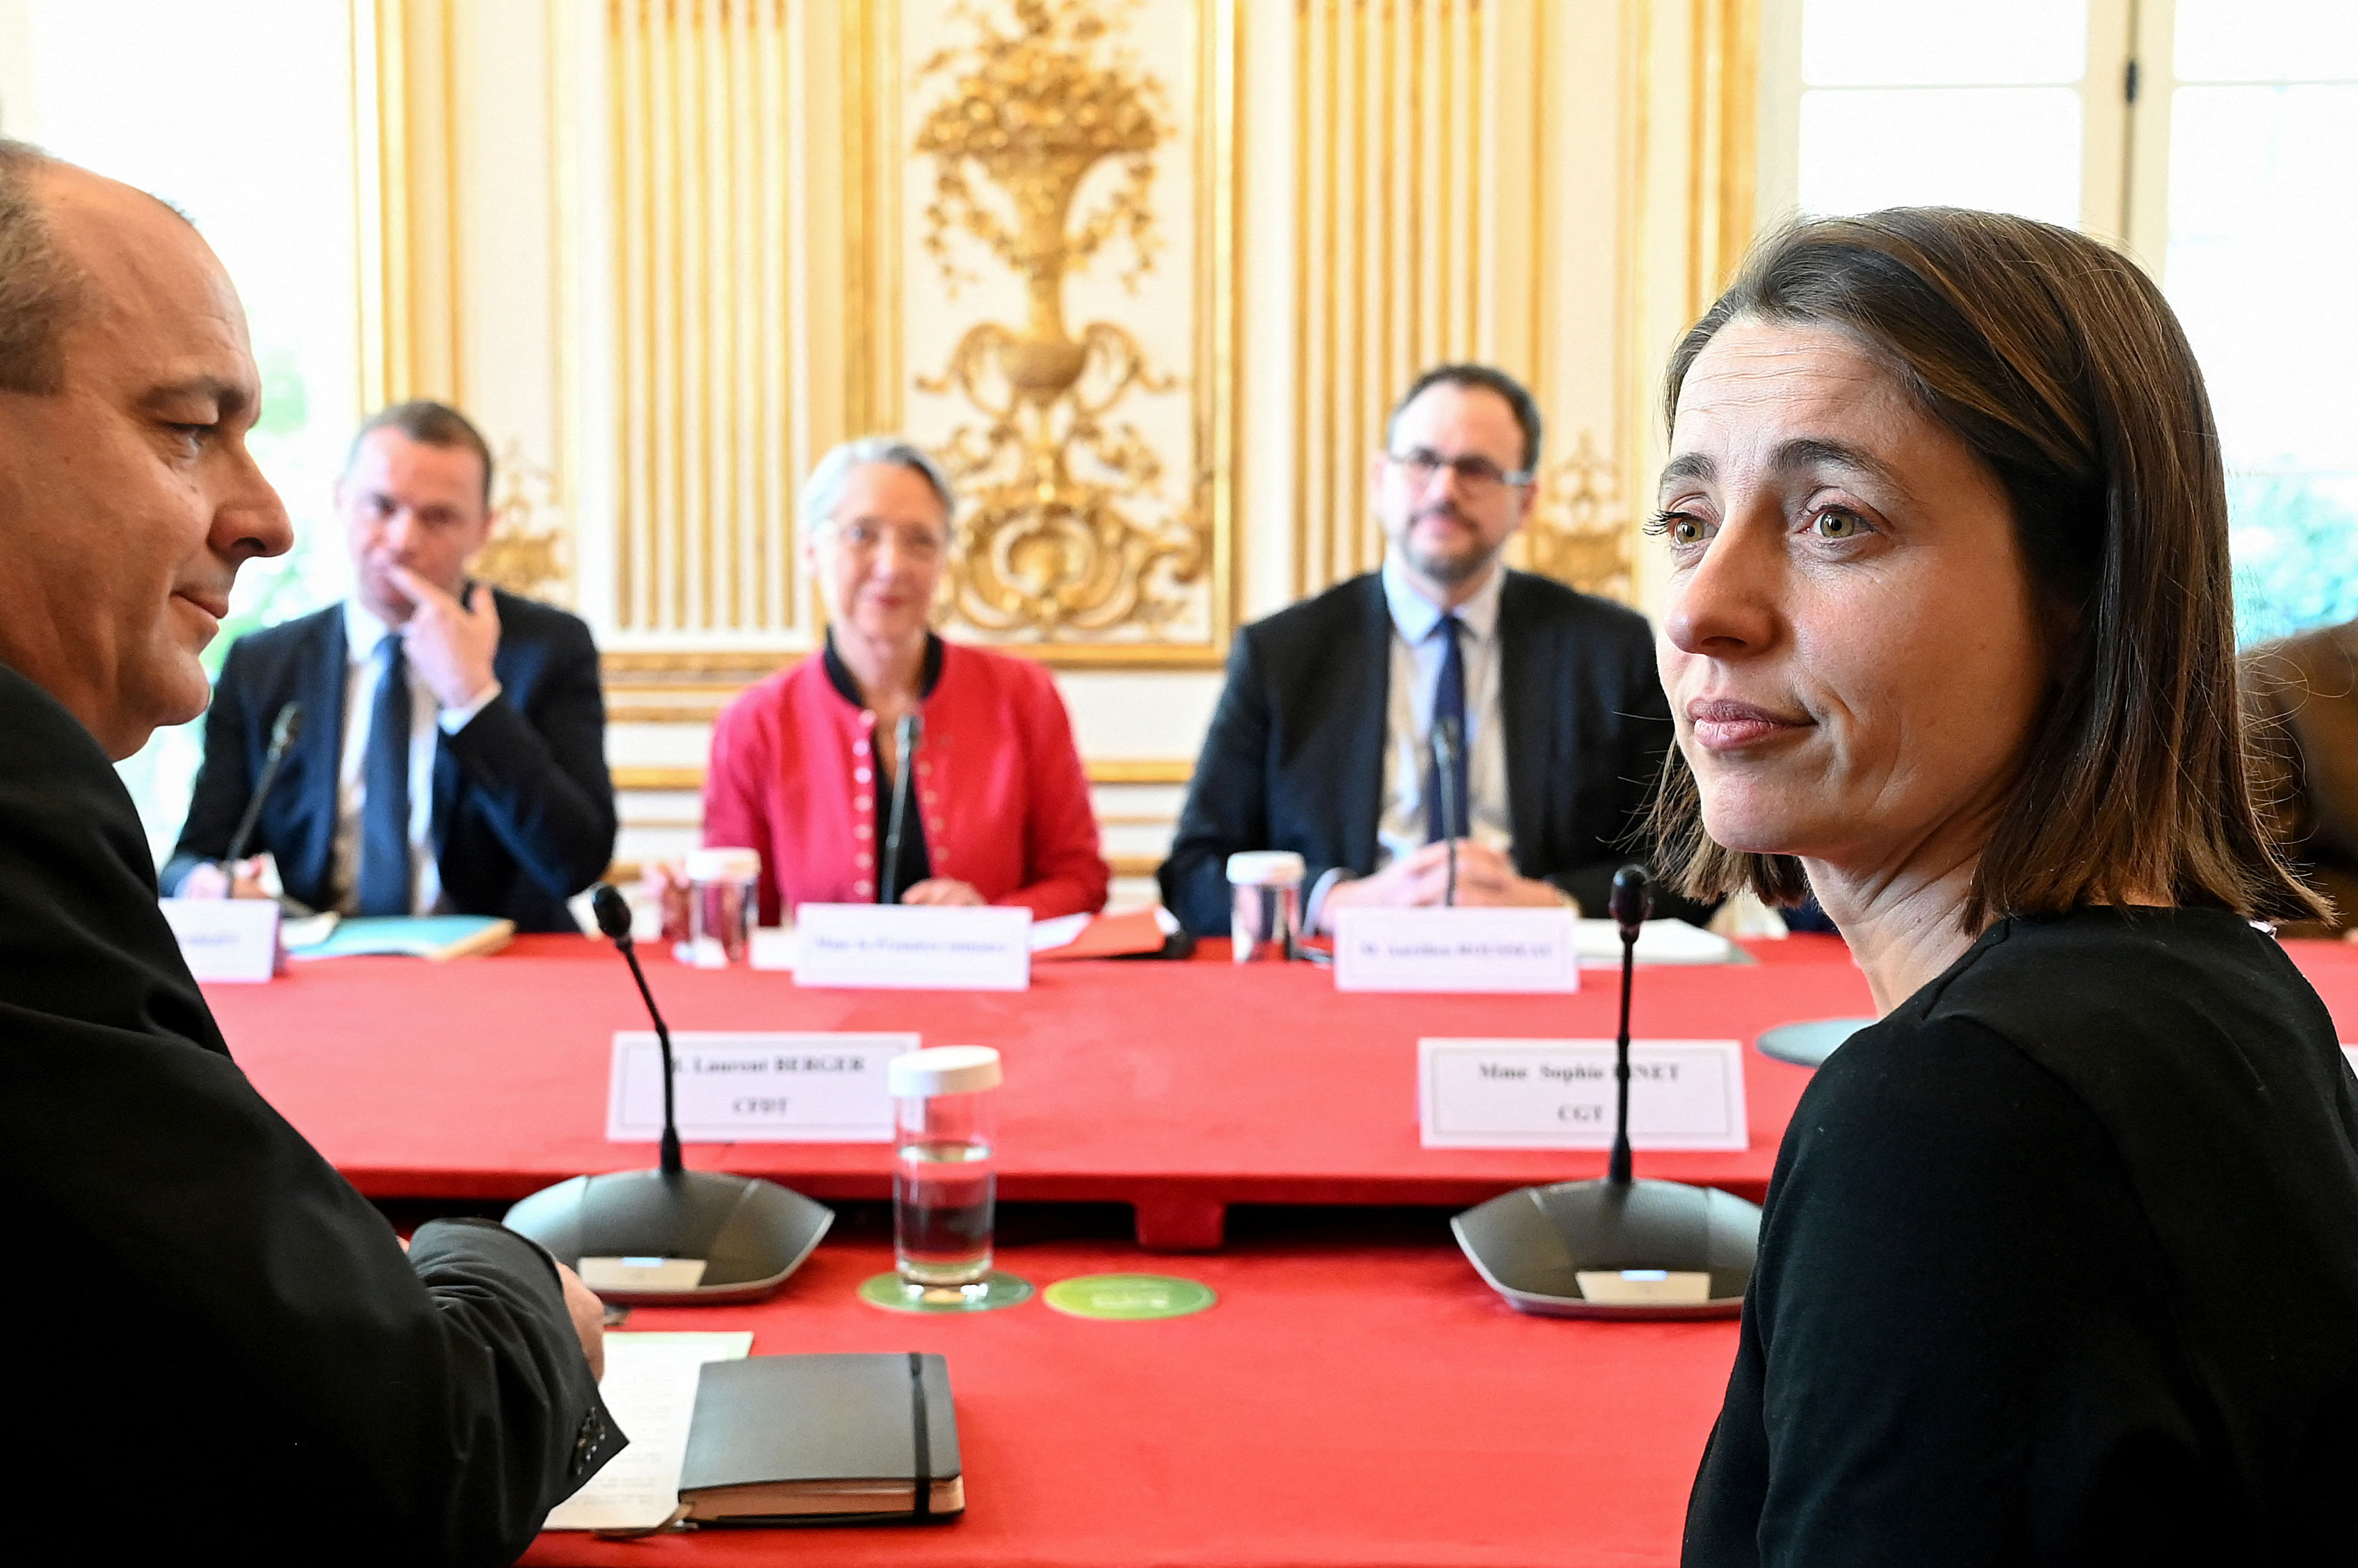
left=437, top=680, right=503, bottom=734
left=1306, top=865, right=1353, bottom=935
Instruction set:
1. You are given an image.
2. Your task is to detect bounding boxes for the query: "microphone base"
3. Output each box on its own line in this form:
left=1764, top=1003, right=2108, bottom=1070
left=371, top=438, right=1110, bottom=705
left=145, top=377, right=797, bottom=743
left=503, top=1167, right=834, bottom=1305
left=1452, top=1177, right=1760, bottom=1320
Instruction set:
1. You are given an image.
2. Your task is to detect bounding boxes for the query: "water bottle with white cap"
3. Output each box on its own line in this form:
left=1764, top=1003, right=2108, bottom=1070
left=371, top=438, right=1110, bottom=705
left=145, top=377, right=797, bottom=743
left=887, top=1045, right=1003, bottom=1294
left=1225, top=850, right=1305, bottom=963
left=682, top=846, right=761, bottom=967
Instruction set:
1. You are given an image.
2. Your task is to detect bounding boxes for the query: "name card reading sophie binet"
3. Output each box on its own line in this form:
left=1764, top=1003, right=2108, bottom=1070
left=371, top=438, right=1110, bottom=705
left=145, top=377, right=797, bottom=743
left=793, top=903, right=1032, bottom=991
left=160, top=896, right=281, bottom=984
left=1332, top=907, right=1579, bottom=993
left=1418, top=1038, right=1749, bottom=1151
left=606, top=1032, right=911, bottom=1143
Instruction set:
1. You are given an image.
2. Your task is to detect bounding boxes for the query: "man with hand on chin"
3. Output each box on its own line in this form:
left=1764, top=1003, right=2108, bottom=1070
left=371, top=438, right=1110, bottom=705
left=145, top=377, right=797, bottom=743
left=1158, top=363, right=1699, bottom=935
left=168, top=401, right=615, bottom=932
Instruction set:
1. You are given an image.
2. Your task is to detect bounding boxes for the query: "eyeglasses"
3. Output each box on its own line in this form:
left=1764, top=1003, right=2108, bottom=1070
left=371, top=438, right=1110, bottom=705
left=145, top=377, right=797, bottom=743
left=1387, top=447, right=1535, bottom=494
left=825, top=520, right=947, bottom=561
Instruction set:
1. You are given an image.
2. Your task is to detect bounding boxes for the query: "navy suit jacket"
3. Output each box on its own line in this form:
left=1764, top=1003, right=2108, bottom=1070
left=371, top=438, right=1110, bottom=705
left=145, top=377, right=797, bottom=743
left=1157, top=569, right=1699, bottom=935
left=165, top=590, right=616, bottom=932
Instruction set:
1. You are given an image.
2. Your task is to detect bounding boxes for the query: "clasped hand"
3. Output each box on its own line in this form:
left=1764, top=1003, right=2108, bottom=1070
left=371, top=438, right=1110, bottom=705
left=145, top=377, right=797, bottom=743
left=642, top=864, right=987, bottom=942
left=1318, top=839, right=1563, bottom=932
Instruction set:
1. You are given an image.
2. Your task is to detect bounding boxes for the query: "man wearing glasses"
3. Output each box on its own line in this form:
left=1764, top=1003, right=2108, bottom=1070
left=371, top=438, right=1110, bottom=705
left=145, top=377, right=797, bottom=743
left=1159, top=363, right=1691, bottom=935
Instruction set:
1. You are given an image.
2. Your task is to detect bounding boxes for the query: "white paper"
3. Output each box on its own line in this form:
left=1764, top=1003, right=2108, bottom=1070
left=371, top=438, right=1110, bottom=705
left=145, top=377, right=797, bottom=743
left=1028, top=912, right=1091, bottom=951
left=159, top=898, right=280, bottom=983
left=542, top=1331, right=753, bottom=1532
left=2342, top=1044, right=2357, bottom=1078
left=1572, top=918, right=1737, bottom=967
left=1333, top=907, right=1580, bottom=993
left=1418, top=1037, right=1750, bottom=1150
left=606, top=1031, right=910, bottom=1143
left=793, top=903, right=1031, bottom=990
left=748, top=928, right=798, bottom=970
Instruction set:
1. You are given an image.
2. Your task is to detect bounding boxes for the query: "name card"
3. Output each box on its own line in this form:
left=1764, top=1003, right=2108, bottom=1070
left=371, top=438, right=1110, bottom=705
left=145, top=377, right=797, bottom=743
left=160, top=897, right=280, bottom=984
left=793, top=903, right=1031, bottom=991
left=606, top=1031, right=909, bottom=1143
left=1334, top=907, right=1579, bottom=993
left=1418, top=1037, right=1748, bottom=1150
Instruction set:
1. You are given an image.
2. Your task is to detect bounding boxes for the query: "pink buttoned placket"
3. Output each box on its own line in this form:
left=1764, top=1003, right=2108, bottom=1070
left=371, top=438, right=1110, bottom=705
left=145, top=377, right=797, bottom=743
left=851, top=711, right=877, bottom=900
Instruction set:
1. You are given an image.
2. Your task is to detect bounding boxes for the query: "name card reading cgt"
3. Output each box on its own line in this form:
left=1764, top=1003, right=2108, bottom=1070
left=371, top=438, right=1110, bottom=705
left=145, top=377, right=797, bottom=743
left=1334, top=907, right=1579, bottom=993
left=1419, top=1037, right=1749, bottom=1151
left=793, top=903, right=1032, bottom=991
left=606, top=1032, right=910, bottom=1143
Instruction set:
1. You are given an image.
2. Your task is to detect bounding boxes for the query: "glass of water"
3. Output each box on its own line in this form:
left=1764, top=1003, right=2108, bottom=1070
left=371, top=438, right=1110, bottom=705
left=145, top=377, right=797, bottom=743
left=888, top=1046, right=1003, bottom=1297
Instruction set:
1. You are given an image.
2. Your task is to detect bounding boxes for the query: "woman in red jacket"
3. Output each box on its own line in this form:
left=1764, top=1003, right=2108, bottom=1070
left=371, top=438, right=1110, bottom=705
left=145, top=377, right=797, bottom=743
left=700, top=437, right=1109, bottom=923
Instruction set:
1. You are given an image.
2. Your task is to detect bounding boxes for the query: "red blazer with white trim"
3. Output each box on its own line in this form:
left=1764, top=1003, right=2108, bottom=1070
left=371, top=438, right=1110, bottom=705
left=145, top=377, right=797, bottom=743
left=702, top=640, right=1110, bottom=924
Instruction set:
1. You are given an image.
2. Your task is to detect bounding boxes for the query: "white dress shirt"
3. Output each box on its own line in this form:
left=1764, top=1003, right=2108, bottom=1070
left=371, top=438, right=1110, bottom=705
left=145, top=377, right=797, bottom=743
left=1373, top=553, right=1512, bottom=870
left=332, top=599, right=499, bottom=916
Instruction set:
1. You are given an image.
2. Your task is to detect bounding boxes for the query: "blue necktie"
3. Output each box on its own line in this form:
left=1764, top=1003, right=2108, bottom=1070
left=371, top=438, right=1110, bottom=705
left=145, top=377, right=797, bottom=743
left=1426, top=613, right=1468, bottom=844
left=355, top=634, right=412, bottom=916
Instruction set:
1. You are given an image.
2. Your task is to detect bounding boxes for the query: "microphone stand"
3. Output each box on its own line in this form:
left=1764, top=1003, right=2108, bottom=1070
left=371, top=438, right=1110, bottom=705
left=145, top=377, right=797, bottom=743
left=1609, top=866, right=1640, bottom=1186
left=499, top=884, right=835, bottom=1304
left=880, top=713, right=921, bottom=905
left=225, top=701, right=303, bottom=866
left=1432, top=715, right=1462, bottom=906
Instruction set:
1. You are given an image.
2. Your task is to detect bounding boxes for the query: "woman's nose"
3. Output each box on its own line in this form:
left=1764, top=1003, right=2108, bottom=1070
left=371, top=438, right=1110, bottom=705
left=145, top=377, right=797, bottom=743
left=1664, top=512, right=1780, bottom=658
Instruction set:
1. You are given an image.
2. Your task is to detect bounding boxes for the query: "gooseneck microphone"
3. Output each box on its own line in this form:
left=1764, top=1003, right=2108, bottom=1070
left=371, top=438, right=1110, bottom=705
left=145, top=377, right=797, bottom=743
left=1432, top=714, right=1462, bottom=906
left=1450, top=862, right=1762, bottom=1319
left=592, top=884, right=682, bottom=1177
left=879, top=713, right=922, bottom=905
left=1607, top=864, right=1648, bottom=1186
left=224, top=701, right=302, bottom=866
left=500, top=883, right=835, bottom=1304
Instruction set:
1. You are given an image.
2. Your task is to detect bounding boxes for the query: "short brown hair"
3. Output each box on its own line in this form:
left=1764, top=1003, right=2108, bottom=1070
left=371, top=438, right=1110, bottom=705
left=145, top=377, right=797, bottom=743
left=0, top=138, right=81, bottom=396
left=1387, top=362, right=1543, bottom=474
left=346, top=399, right=495, bottom=504
left=1651, top=207, right=2320, bottom=927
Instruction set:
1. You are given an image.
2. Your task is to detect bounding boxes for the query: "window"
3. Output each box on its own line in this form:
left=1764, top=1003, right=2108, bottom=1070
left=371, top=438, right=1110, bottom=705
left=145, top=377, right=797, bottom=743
left=1, top=0, right=361, bottom=861
left=1761, top=0, right=2358, bottom=647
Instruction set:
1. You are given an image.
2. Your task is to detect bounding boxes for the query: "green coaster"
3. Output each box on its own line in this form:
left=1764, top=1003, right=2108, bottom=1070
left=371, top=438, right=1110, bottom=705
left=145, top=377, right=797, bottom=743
left=857, top=1270, right=1034, bottom=1314
left=1042, top=1273, right=1218, bottom=1321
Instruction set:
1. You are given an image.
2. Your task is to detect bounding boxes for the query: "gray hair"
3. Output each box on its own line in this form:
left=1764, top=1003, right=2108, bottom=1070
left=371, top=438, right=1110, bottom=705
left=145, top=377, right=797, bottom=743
left=800, top=437, right=958, bottom=540
left=0, top=138, right=81, bottom=395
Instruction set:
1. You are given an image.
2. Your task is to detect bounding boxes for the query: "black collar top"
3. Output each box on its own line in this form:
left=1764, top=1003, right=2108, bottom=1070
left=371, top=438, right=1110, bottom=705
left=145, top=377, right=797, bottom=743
left=1684, top=905, right=2358, bottom=1565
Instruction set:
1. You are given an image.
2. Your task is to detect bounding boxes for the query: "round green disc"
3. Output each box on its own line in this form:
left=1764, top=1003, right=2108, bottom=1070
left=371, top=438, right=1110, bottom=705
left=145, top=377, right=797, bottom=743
left=857, top=1270, right=1034, bottom=1314
left=1042, top=1273, right=1217, bottom=1321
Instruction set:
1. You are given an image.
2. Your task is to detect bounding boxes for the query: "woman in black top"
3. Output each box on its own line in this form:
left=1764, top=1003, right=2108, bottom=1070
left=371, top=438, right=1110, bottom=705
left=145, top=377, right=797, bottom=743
left=1650, top=209, right=2358, bottom=1564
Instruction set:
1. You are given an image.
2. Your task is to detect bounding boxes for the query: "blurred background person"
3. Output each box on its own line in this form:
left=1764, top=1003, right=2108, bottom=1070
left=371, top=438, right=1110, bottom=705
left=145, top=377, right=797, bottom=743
left=688, top=436, right=1108, bottom=923
left=2244, top=619, right=2358, bottom=937
left=164, top=401, right=616, bottom=932
left=1659, top=209, right=2358, bottom=1565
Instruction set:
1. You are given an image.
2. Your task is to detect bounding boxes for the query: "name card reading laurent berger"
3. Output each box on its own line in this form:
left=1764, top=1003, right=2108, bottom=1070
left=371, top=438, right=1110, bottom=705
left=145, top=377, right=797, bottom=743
left=160, top=897, right=280, bottom=984
left=793, top=903, right=1032, bottom=991
left=1418, top=1038, right=1750, bottom=1151
left=1333, top=907, right=1579, bottom=993
left=606, top=1032, right=910, bottom=1143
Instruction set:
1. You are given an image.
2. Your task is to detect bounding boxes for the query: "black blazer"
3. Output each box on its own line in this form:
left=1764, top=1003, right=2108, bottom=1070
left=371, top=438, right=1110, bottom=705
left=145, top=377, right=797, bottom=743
left=1158, top=569, right=1696, bottom=935
left=165, top=590, right=617, bottom=932
left=0, top=661, right=617, bottom=1558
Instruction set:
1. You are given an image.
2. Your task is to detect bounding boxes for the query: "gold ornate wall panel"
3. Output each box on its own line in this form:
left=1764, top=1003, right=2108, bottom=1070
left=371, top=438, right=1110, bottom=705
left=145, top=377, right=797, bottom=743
left=1292, top=0, right=1496, bottom=598
left=608, top=0, right=800, bottom=634
left=877, top=0, right=1238, bottom=667
left=354, top=0, right=462, bottom=410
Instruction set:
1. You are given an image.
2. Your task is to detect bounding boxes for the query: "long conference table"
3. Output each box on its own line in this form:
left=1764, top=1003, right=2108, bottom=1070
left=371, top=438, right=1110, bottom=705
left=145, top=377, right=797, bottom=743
left=199, top=930, right=2358, bottom=1567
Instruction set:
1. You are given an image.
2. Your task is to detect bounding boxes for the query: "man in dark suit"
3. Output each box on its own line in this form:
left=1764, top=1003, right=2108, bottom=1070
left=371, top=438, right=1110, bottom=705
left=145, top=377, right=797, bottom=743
left=165, top=401, right=615, bottom=932
left=1160, top=364, right=1694, bottom=935
left=0, top=141, right=613, bottom=1557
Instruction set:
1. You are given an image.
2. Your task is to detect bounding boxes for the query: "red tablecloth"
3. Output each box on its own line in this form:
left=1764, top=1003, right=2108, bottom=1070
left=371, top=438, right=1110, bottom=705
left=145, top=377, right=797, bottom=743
left=519, top=1228, right=1740, bottom=1568
left=205, top=935, right=1869, bottom=1245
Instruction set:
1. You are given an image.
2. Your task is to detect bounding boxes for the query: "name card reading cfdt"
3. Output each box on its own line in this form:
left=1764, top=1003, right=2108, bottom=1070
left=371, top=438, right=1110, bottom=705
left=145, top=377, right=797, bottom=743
left=606, top=1031, right=910, bottom=1144
left=793, top=903, right=1031, bottom=991
left=1418, top=1037, right=1749, bottom=1151
left=1333, top=907, right=1579, bottom=993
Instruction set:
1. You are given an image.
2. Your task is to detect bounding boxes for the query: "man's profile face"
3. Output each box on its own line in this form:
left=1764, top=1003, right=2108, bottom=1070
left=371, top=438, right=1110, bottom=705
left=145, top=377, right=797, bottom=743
left=1372, top=381, right=1536, bottom=595
left=0, top=165, right=291, bottom=760
left=337, top=428, right=493, bottom=625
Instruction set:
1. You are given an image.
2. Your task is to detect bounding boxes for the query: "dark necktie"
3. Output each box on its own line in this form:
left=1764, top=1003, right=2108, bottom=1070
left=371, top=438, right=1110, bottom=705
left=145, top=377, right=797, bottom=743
left=1426, top=613, right=1468, bottom=844
left=355, top=633, right=412, bottom=916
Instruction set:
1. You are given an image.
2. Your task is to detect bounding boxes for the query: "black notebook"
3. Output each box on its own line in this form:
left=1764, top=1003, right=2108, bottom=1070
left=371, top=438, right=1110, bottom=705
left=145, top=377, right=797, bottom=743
left=677, top=1352, right=963, bottom=1523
